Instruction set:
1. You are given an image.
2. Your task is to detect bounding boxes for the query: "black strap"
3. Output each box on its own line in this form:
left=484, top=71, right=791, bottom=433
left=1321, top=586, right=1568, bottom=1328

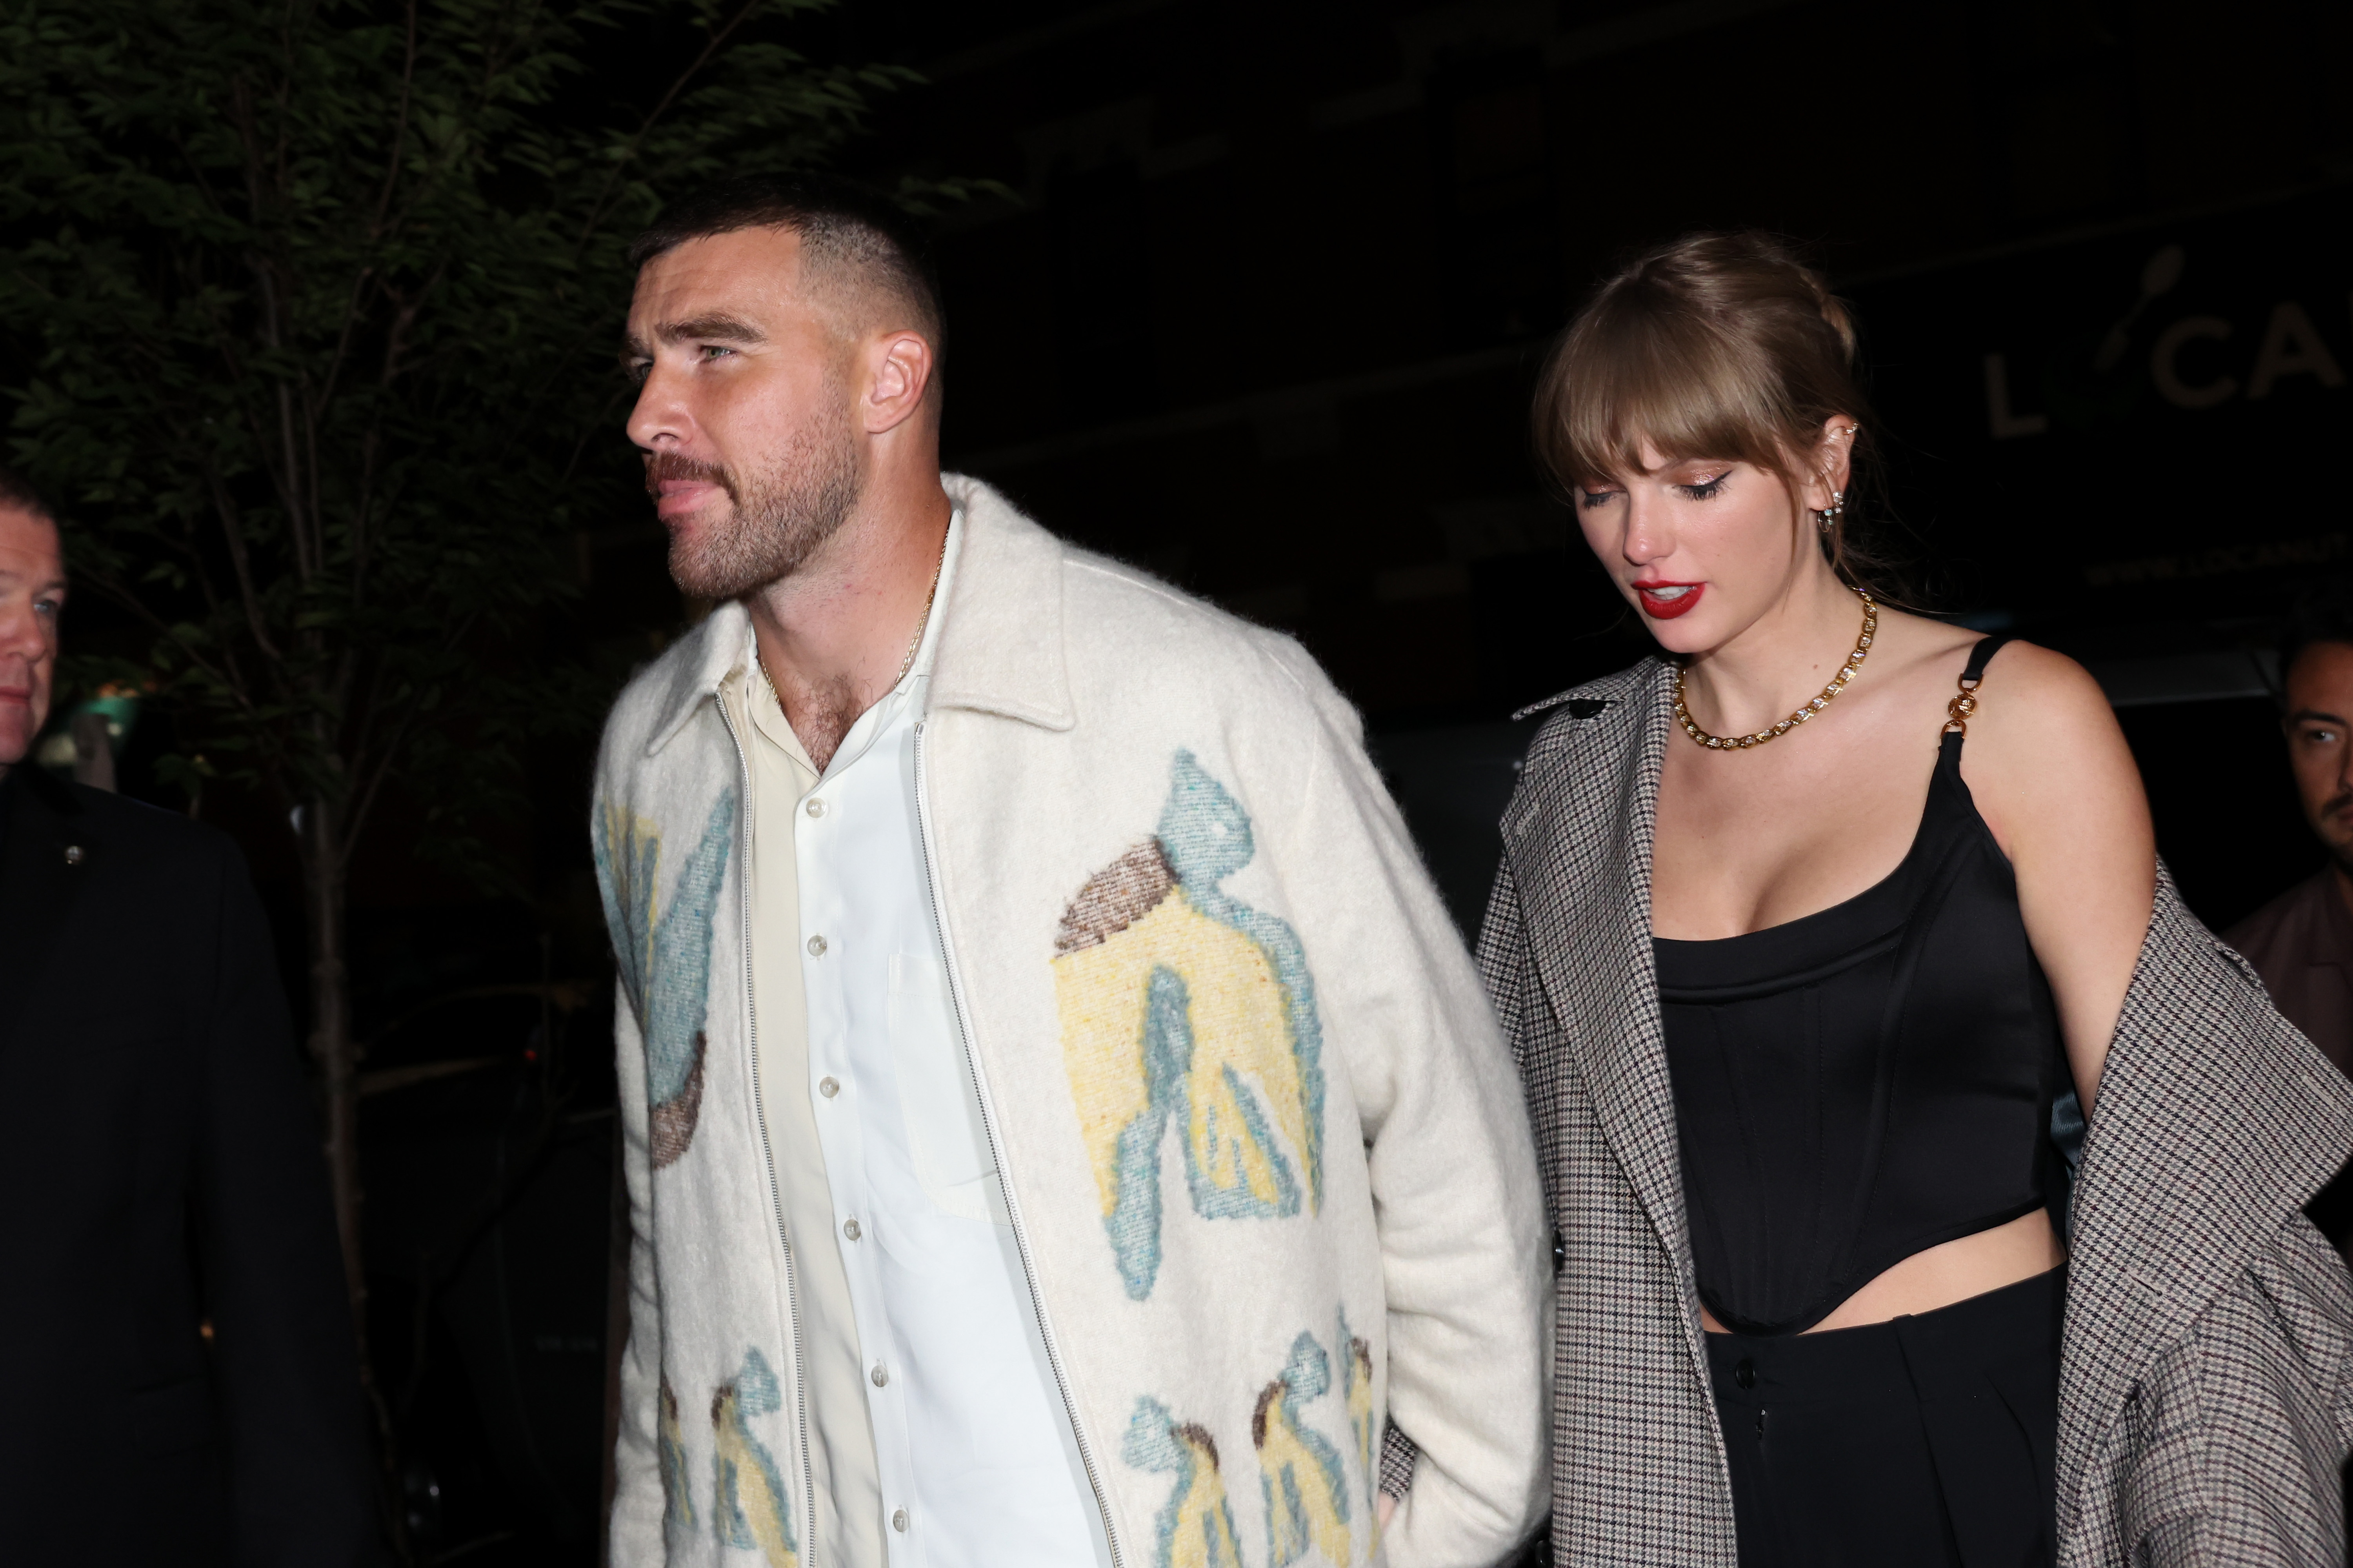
left=1961, top=633, right=2015, bottom=683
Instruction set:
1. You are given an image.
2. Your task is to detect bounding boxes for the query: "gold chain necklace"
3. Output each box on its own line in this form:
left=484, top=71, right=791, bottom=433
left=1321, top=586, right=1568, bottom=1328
left=891, top=526, right=950, bottom=686
left=1673, top=589, right=1877, bottom=750
left=756, top=525, right=949, bottom=705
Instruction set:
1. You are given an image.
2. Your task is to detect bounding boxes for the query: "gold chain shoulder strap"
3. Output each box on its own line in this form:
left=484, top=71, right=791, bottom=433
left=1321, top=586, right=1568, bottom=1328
left=1942, top=635, right=2009, bottom=735
left=1944, top=670, right=1982, bottom=735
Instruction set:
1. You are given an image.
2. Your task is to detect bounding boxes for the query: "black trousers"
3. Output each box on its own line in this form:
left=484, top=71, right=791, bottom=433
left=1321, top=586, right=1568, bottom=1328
left=1706, top=1267, right=2063, bottom=1568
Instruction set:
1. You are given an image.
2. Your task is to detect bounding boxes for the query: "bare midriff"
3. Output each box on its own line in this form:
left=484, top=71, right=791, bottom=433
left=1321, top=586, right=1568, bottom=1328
left=1699, top=1208, right=2066, bottom=1336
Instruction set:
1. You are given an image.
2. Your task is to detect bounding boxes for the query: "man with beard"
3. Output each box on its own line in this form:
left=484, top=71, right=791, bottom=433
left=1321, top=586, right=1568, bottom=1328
left=594, top=177, right=1547, bottom=1568
left=2229, top=590, right=2353, bottom=1074
left=0, top=468, right=376, bottom=1564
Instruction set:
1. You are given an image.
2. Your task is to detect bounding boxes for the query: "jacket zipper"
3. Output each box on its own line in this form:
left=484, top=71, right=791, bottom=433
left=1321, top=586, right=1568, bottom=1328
left=713, top=690, right=822, bottom=1551
left=912, top=717, right=1126, bottom=1568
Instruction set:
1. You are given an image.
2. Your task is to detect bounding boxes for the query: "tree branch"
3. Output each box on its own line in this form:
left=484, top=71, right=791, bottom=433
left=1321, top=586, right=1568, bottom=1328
left=198, top=462, right=285, bottom=662
left=342, top=607, right=479, bottom=865
left=570, top=0, right=766, bottom=257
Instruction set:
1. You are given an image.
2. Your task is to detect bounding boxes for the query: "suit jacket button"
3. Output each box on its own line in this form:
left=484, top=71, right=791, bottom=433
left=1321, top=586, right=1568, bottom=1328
left=1734, top=1358, right=1756, bottom=1390
left=63, top=845, right=84, bottom=866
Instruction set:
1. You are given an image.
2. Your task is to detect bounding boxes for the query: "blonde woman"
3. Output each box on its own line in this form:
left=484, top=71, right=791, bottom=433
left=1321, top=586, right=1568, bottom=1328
left=1487, top=233, right=2353, bottom=1564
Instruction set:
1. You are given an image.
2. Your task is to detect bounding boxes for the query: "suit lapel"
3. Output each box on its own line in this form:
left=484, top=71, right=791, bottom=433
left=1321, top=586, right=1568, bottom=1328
left=1501, top=660, right=1697, bottom=1284
left=0, top=770, right=93, bottom=1046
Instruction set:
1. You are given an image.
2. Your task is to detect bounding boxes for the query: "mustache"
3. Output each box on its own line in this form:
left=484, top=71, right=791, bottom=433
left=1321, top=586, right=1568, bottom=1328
left=2325, top=791, right=2353, bottom=820
left=643, top=451, right=735, bottom=500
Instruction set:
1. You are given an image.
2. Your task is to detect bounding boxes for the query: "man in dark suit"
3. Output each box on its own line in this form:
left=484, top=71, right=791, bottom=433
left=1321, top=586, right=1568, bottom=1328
left=0, top=467, right=378, bottom=1564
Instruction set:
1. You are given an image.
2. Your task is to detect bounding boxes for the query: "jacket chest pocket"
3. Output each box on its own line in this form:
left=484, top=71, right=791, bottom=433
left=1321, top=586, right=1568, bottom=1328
left=887, top=952, right=1009, bottom=1225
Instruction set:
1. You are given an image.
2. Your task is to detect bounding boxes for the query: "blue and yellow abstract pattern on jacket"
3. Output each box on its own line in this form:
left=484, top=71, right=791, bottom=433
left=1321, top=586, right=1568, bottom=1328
left=1125, top=1396, right=1246, bottom=1568
left=594, top=794, right=735, bottom=1169
left=1054, top=750, right=1328, bottom=1299
left=1124, top=1322, right=1371, bottom=1568
left=711, top=1348, right=799, bottom=1568
left=1253, top=1333, right=1351, bottom=1566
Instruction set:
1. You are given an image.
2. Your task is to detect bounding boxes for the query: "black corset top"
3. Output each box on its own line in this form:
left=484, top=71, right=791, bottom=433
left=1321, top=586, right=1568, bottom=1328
left=1653, top=699, right=2066, bottom=1336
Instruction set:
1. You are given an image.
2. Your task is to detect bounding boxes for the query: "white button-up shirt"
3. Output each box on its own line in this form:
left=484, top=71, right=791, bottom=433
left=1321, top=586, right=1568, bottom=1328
left=725, top=511, right=1111, bottom=1568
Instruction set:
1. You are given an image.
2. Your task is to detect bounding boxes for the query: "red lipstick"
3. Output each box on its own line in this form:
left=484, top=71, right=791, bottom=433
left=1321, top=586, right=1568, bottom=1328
left=1631, top=580, right=1704, bottom=620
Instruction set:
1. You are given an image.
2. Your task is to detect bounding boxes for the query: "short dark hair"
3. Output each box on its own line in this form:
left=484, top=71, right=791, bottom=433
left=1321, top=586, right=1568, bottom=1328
left=0, top=463, right=49, bottom=521
left=2281, top=580, right=2353, bottom=692
left=630, top=173, right=944, bottom=358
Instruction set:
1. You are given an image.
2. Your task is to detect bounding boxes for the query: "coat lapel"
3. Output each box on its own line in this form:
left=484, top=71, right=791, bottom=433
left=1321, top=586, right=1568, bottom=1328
left=1500, top=660, right=1698, bottom=1291
left=0, top=770, right=94, bottom=1045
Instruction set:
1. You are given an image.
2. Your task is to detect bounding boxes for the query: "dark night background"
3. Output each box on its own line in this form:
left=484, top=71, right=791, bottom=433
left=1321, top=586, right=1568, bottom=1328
left=30, top=1, right=2353, bottom=1561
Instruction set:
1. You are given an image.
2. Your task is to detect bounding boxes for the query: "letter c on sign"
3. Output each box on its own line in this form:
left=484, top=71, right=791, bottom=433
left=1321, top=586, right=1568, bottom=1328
left=2151, top=316, right=2237, bottom=409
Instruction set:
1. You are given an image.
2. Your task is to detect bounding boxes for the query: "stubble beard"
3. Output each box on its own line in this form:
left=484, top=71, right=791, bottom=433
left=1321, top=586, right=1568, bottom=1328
left=657, top=397, right=864, bottom=602
left=2320, top=793, right=2353, bottom=884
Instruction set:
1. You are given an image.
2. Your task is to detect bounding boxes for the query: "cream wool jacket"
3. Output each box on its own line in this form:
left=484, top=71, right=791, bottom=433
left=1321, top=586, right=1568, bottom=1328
left=593, top=476, right=1550, bottom=1568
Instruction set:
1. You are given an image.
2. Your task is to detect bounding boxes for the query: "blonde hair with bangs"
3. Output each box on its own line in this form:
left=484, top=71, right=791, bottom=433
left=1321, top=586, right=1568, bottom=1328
left=1533, top=231, right=1906, bottom=600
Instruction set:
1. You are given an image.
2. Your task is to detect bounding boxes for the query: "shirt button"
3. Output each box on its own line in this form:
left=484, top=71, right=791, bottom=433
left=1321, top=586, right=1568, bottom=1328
left=1734, top=1358, right=1757, bottom=1390
left=805, top=798, right=826, bottom=818
left=871, top=1363, right=889, bottom=1388
left=843, top=1218, right=862, bottom=1241
left=892, top=1508, right=909, bottom=1533
left=818, top=1077, right=839, bottom=1099
left=807, top=934, right=827, bottom=956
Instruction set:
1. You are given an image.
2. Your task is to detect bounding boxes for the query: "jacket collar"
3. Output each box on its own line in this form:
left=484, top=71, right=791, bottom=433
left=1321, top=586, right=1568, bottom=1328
left=927, top=474, right=1075, bottom=732
left=1501, top=659, right=1697, bottom=1290
left=643, top=474, right=1075, bottom=757
left=645, top=600, right=757, bottom=756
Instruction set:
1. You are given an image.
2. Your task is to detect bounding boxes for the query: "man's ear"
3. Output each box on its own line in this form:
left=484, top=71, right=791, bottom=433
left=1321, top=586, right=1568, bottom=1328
left=863, top=331, right=936, bottom=436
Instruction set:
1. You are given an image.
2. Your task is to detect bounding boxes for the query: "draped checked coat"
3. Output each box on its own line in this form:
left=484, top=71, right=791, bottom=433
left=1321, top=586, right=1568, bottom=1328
left=1484, top=655, right=2353, bottom=1566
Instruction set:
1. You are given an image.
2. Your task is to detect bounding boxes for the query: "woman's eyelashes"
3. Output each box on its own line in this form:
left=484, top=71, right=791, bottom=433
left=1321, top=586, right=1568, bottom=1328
left=1580, top=470, right=1733, bottom=509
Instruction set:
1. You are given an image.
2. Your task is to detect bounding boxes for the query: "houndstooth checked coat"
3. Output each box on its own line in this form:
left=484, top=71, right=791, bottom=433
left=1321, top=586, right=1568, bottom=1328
left=1485, top=654, right=2353, bottom=1566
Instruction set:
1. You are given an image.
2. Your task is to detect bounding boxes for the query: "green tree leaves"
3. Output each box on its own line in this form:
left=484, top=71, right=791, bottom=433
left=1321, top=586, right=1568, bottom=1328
left=0, top=0, right=899, bottom=854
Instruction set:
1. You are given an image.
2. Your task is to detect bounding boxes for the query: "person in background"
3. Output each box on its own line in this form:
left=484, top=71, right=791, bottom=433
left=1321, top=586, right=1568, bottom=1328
left=2225, top=588, right=2353, bottom=1072
left=592, top=174, right=1548, bottom=1568
left=0, top=466, right=378, bottom=1565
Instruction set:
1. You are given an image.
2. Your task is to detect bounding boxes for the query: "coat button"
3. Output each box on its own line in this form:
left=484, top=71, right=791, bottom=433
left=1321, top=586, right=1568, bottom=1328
left=62, top=844, right=84, bottom=866
left=818, top=1077, right=839, bottom=1098
left=1734, top=1359, right=1756, bottom=1390
left=805, top=798, right=825, bottom=818
left=807, top=934, right=827, bottom=956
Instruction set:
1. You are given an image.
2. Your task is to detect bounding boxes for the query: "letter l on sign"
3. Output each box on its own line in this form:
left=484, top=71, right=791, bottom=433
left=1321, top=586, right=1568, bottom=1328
left=1982, top=352, right=2049, bottom=439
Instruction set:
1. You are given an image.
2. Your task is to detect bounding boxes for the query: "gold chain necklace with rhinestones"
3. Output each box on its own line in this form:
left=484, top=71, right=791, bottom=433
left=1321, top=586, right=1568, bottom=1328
left=1673, top=589, right=1877, bottom=750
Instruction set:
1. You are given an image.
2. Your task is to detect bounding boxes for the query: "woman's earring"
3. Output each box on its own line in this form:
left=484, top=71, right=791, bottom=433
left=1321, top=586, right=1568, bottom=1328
left=1817, top=489, right=1845, bottom=535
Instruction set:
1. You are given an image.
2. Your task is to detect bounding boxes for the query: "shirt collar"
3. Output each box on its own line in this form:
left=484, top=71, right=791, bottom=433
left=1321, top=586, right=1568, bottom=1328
left=787, top=504, right=966, bottom=783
